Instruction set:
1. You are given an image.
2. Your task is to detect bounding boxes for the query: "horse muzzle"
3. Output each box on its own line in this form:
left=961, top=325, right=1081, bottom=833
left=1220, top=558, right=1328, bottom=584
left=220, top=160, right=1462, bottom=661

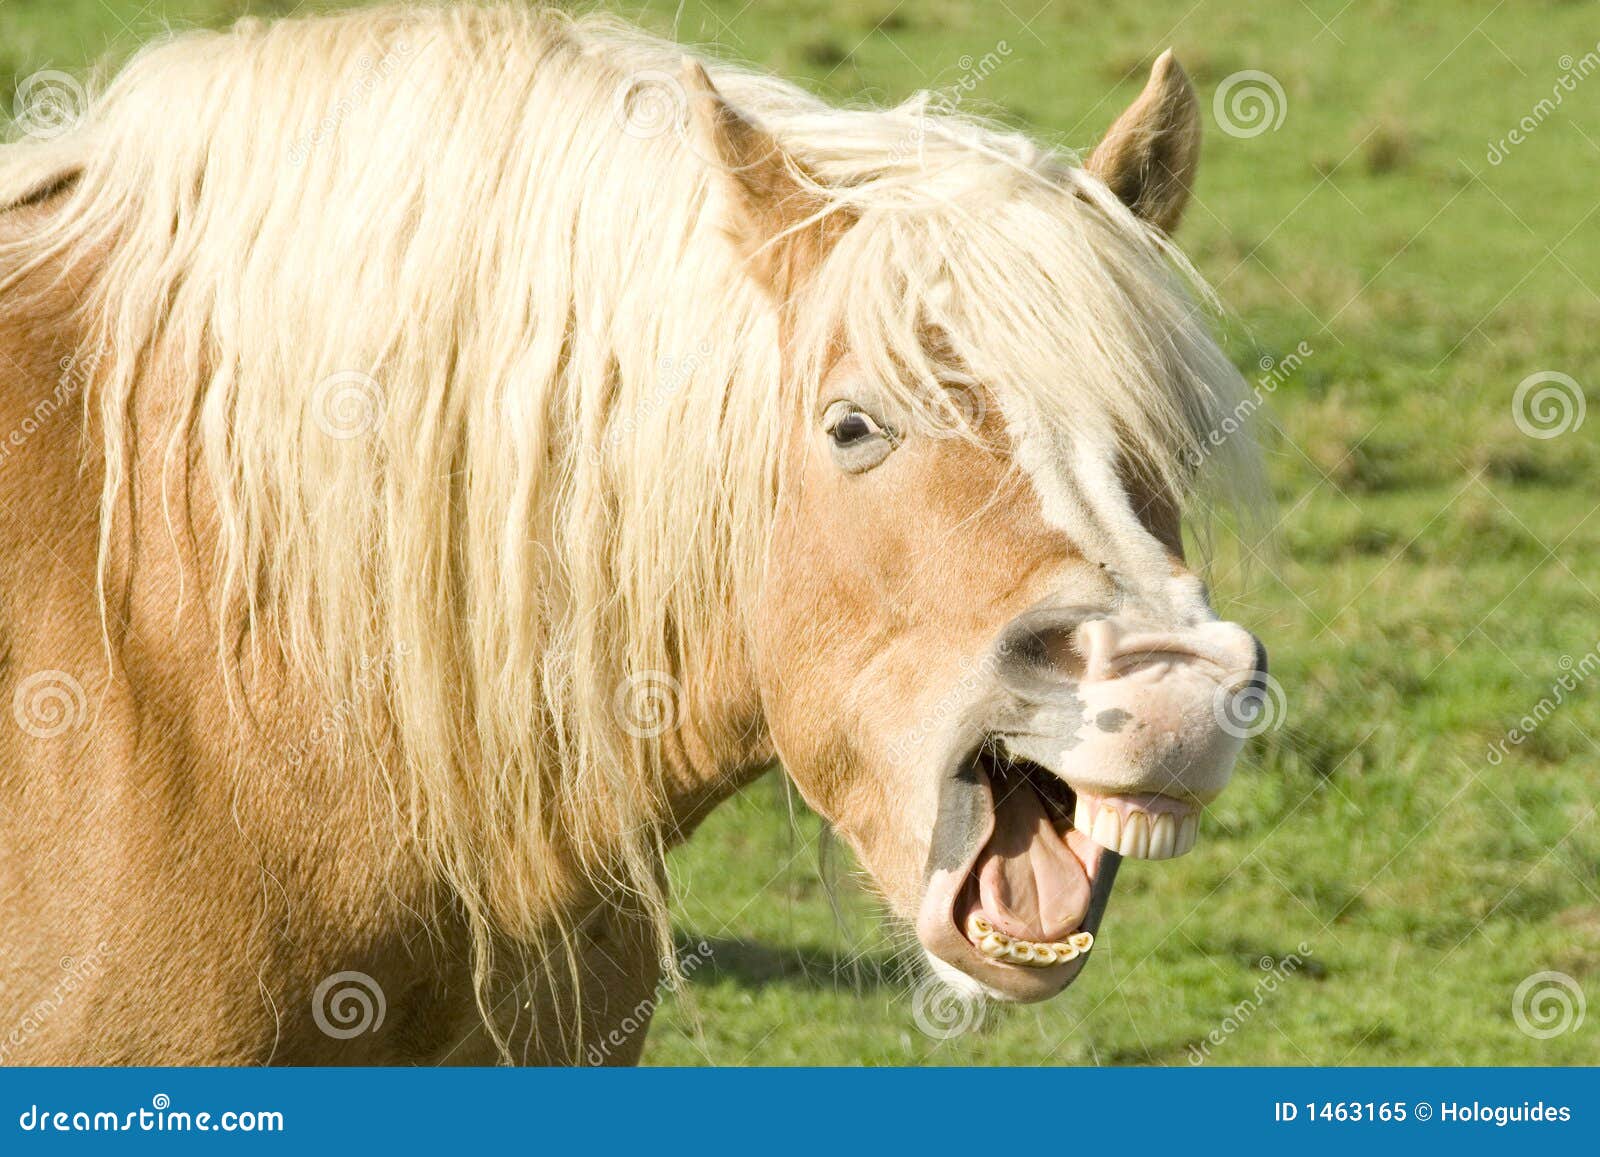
left=915, top=612, right=1266, bottom=1001
left=998, top=613, right=1268, bottom=814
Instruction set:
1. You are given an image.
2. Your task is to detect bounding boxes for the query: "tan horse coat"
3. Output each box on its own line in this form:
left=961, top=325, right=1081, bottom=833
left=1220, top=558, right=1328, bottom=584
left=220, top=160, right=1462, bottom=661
left=0, top=7, right=1257, bottom=1064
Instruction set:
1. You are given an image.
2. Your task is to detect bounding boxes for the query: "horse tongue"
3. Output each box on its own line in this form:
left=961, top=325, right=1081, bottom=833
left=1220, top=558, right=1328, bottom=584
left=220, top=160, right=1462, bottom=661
left=976, top=782, right=1091, bottom=942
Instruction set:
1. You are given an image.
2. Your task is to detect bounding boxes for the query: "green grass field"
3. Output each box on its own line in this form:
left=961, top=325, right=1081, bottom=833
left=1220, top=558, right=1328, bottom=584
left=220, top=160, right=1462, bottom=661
left=7, top=0, right=1596, bottom=1064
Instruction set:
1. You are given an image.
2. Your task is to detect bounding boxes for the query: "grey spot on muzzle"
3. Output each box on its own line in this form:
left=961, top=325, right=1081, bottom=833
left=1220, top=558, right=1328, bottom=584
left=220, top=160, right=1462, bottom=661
left=1094, top=707, right=1131, bottom=733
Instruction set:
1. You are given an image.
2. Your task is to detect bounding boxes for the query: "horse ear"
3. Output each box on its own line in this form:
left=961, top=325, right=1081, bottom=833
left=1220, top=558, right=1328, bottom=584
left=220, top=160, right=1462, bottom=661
left=1087, top=50, right=1201, bottom=233
left=680, top=59, right=844, bottom=296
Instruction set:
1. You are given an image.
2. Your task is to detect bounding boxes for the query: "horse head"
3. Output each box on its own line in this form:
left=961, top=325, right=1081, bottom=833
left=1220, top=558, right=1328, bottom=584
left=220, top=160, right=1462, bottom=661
left=686, top=53, right=1267, bottom=1001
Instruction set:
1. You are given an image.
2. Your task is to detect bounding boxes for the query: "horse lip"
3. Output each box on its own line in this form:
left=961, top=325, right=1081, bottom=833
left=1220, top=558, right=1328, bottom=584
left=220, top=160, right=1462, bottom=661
left=915, top=743, right=1115, bottom=1001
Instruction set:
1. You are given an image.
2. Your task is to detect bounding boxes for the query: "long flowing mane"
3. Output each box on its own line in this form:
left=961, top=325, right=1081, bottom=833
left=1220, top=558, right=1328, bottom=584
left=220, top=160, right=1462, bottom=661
left=0, top=2, right=1256, bottom=1033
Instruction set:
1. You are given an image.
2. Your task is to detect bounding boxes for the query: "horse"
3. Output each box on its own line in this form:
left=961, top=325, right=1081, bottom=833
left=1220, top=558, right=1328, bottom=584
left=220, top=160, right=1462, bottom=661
left=0, top=4, right=1267, bottom=1064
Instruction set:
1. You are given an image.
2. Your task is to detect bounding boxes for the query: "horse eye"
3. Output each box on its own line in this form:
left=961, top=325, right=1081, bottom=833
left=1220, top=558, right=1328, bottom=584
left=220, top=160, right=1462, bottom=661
left=830, top=411, right=878, bottom=446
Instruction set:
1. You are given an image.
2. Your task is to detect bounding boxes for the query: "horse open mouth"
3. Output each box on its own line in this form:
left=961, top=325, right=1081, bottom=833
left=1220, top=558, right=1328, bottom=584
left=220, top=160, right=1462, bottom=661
left=917, top=743, right=1201, bottom=1000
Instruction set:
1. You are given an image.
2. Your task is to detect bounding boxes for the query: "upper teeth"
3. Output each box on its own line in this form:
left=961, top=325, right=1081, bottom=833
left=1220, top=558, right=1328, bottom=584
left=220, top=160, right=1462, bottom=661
left=966, top=914, right=1093, bottom=967
left=1074, top=798, right=1198, bottom=860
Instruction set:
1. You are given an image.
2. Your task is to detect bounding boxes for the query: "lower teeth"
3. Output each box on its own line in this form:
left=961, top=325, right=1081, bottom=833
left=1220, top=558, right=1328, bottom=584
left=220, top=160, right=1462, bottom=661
left=966, top=914, right=1093, bottom=967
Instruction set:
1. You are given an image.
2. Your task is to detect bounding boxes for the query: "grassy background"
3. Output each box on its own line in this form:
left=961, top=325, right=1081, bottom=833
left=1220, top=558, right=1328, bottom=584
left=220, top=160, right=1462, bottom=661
left=7, top=0, right=1597, bottom=1064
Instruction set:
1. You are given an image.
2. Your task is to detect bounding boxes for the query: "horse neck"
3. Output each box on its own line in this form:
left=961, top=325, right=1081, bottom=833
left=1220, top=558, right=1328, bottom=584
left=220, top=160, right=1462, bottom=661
left=651, top=627, right=777, bottom=843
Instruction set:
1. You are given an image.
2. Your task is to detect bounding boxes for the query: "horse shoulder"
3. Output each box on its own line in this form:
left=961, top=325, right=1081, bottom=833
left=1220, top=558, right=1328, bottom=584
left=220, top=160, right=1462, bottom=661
left=0, top=194, right=495, bottom=1063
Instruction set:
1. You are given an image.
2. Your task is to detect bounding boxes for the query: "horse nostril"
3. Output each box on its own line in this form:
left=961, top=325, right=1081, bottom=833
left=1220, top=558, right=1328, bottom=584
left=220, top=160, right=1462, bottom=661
left=995, top=605, right=1102, bottom=686
left=1249, top=638, right=1269, bottom=694
left=1012, top=628, right=1084, bottom=674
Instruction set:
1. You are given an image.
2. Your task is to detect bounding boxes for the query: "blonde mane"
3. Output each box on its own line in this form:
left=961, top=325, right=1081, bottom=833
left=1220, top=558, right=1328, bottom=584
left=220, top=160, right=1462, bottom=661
left=0, top=2, right=1256, bottom=1041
